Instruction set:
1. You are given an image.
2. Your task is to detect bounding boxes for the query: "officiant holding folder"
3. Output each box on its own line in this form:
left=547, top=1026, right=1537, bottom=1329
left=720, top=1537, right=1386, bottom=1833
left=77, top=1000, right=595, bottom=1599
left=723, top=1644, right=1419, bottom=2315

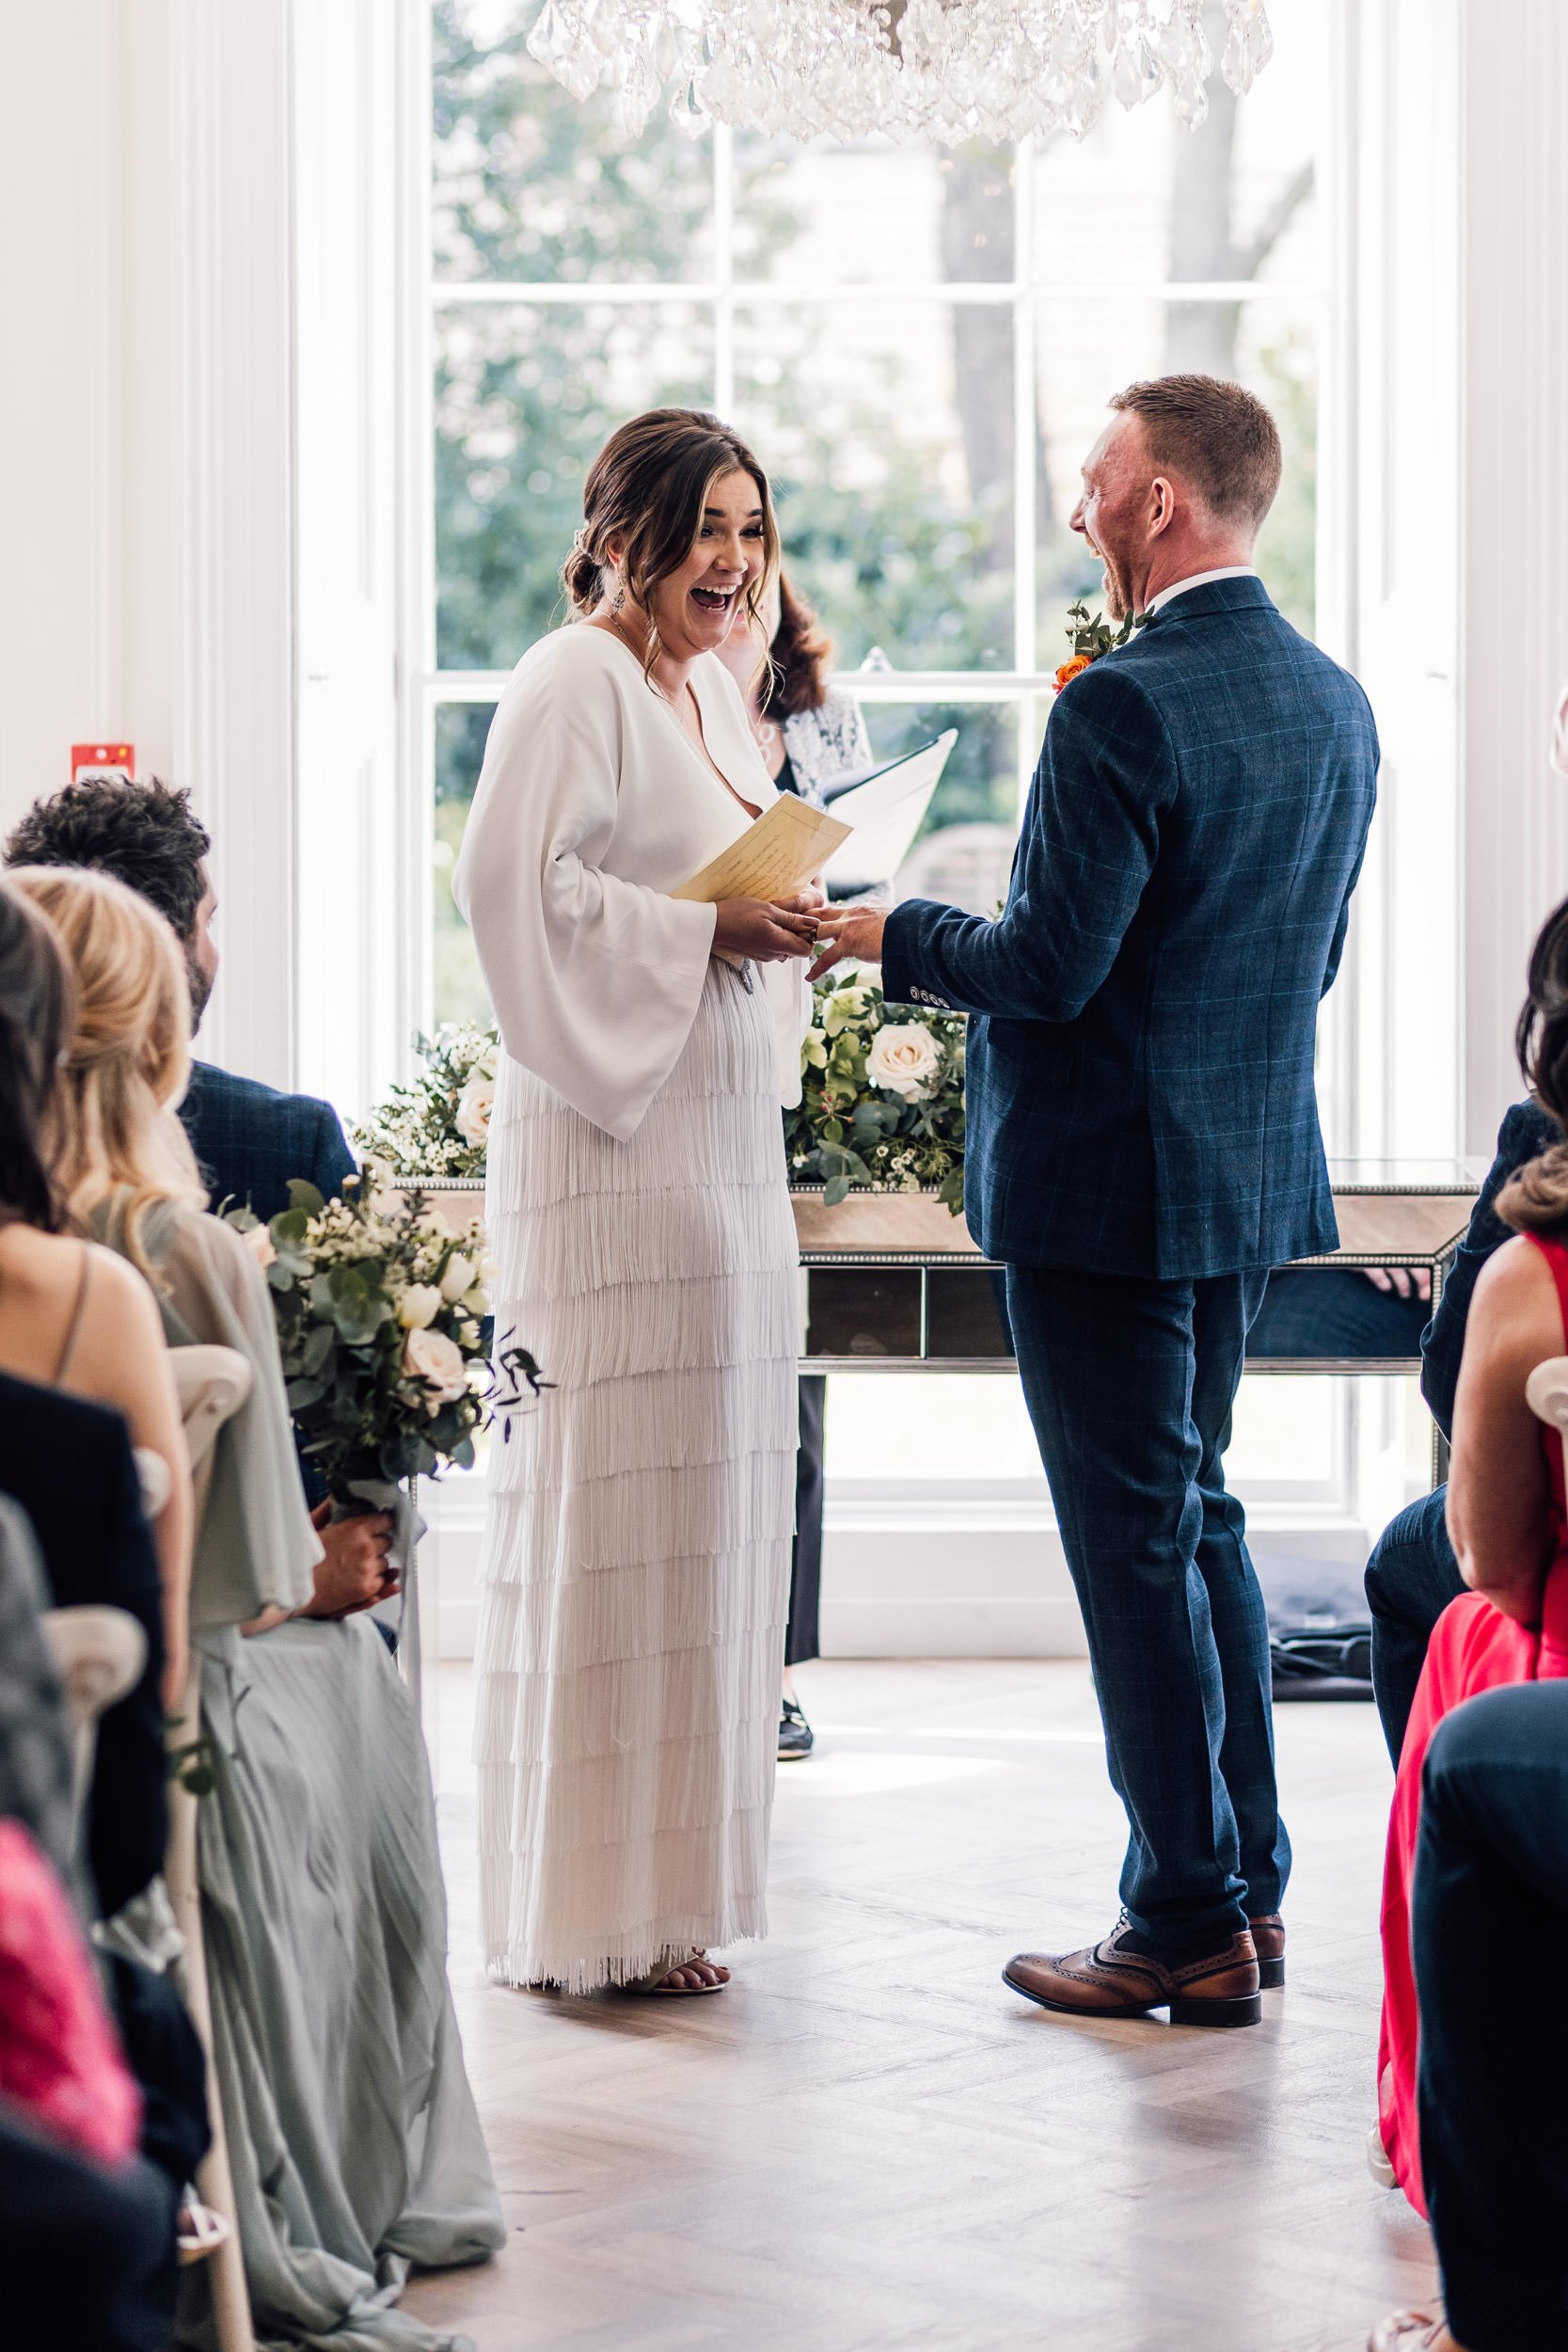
left=454, top=410, right=825, bottom=1998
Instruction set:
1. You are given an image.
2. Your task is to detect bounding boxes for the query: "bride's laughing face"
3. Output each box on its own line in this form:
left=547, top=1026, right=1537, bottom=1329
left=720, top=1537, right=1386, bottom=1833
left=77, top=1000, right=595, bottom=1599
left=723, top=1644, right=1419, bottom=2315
left=647, top=468, right=769, bottom=661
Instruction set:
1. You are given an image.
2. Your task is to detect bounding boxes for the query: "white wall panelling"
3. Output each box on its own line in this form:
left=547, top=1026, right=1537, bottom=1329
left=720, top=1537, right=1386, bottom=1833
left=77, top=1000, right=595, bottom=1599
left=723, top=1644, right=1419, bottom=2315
left=293, top=0, right=407, bottom=1119
left=0, top=0, right=296, bottom=1085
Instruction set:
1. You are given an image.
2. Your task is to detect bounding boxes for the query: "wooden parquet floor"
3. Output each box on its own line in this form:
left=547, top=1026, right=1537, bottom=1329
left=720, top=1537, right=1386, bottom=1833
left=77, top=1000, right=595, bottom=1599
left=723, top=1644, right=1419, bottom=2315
left=402, top=1660, right=1439, bottom=2352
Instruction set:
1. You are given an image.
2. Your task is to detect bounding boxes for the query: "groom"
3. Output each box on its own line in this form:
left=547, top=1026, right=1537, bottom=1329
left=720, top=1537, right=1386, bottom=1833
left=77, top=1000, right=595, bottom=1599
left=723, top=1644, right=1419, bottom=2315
left=813, top=375, right=1379, bottom=2027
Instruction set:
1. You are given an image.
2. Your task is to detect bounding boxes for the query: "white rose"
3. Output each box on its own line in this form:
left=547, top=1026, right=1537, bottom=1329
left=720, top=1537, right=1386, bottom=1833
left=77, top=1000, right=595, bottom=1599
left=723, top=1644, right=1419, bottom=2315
left=243, top=1222, right=276, bottom=1269
left=439, top=1253, right=475, bottom=1302
left=398, top=1283, right=442, bottom=1329
left=403, top=1325, right=469, bottom=1409
left=865, top=1023, right=941, bottom=1102
left=454, top=1073, right=495, bottom=1147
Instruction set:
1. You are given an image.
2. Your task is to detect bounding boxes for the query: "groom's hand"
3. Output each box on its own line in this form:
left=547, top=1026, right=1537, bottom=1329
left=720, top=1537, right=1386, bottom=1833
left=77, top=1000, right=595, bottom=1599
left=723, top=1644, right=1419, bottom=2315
left=808, top=906, right=887, bottom=981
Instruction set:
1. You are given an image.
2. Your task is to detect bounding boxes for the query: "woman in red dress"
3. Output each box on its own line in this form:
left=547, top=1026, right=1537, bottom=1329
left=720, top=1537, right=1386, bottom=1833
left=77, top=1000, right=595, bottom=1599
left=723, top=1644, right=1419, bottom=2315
left=1379, top=897, right=1568, bottom=2217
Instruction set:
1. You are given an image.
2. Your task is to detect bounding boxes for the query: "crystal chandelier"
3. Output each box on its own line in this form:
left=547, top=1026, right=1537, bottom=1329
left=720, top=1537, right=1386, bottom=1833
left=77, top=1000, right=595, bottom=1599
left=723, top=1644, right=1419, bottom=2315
left=526, top=0, right=1275, bottom=147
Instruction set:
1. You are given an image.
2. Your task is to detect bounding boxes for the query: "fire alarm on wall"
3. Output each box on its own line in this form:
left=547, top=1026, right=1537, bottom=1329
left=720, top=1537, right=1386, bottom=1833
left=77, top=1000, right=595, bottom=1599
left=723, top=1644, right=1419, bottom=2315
left=71, top=742, right=135, bottom=785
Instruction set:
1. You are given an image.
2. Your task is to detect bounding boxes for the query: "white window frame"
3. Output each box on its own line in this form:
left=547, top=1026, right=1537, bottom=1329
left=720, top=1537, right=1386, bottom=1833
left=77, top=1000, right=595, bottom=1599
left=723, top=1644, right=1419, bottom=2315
left=398, top=4, right=1391, bottom=1540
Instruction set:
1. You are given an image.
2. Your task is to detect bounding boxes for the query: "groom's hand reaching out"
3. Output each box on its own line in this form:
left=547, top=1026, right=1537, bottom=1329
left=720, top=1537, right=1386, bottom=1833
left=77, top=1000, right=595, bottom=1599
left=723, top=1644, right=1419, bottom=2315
left=808, top=905, right=887, bottom=981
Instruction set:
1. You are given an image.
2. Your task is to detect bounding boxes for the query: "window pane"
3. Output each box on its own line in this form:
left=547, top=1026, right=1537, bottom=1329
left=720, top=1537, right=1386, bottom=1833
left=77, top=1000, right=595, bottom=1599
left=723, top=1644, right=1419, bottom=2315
left=435, top=302, right=714, bottom=670
left=1034, top=296, right=1319, bottom=661
left=735, top=301, right=1014, bottom=675
left=433, top=3, right=714, bottom=285
left=852, top=700, right=1020, bottom=913
left=734, top=135, right=1015, bottom=284
left=1030, top=0, right=1323, bottom=286
left=434, top=702, right=495, bottom=1030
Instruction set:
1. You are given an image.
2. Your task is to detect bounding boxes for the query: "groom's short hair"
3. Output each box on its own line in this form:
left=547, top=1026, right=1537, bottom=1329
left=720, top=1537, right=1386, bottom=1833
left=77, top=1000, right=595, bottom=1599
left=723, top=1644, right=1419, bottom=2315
left=1110, top=374, right=1282, bottom=533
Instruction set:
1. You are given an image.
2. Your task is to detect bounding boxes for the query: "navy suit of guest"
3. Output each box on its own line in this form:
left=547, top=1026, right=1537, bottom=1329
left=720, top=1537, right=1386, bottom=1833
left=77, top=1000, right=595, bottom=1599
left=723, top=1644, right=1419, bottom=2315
left=179, top=1058, right=356, bottom=1226
left=180, top=1059, right=356, bottom=1513
left=881, top=575, right=1379, bottom=1956
left=1364, top=1097, right=1559, bottom=1762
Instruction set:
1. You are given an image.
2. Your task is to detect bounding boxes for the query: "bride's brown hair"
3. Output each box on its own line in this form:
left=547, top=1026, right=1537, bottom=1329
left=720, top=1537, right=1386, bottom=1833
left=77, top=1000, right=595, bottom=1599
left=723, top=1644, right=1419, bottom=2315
left=562, top=408, right=780, bottom=679
left=1497, top=893, right=1568, bottom=1233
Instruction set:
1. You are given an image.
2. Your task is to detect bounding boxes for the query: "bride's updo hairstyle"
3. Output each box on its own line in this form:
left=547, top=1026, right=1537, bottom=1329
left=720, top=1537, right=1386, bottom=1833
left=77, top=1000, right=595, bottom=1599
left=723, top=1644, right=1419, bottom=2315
left=1498, top=892, right=1568, bottom=1234
left=0, top=877, right=76, bottom=1232
left=562, top=406, right=780, bottom=677
left=8, top=865, right=204, bottom=1277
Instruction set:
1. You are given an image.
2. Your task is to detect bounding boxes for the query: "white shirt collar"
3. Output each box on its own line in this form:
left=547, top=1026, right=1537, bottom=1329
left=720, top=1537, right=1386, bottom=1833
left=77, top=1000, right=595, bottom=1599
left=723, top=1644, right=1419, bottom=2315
left=1145, top=565, right=1258, bottom=617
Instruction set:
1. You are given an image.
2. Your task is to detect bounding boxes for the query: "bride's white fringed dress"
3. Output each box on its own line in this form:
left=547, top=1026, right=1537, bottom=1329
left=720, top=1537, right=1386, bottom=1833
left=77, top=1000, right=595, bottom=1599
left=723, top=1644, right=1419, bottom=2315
left=475, top=970, right=797, bottom=1989
left=454, top=622, right=804, bottom=1993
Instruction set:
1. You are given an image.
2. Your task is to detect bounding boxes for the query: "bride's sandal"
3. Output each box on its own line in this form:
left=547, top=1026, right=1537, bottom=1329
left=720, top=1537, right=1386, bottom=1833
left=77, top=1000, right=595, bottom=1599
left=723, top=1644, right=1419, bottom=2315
left=616, top=1949, right=729, bottom=1996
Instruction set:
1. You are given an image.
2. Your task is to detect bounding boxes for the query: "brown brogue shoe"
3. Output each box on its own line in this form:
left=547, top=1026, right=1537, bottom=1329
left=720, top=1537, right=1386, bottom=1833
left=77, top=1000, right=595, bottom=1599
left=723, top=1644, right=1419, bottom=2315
left=1248, top=1912, right=1285, bottom=1989
left=1003, top=1917, right=1261, bottom=2028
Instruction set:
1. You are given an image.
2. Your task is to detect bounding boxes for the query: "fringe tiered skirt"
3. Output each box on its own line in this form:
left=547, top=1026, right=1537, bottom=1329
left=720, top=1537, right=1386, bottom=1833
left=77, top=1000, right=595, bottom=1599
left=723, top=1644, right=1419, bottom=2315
left=474, top=961, right=800, bottom=1992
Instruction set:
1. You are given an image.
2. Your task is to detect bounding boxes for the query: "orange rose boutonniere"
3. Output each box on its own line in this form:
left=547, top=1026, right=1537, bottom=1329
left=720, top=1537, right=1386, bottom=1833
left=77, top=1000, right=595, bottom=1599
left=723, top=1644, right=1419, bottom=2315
left=1053, top=597, right=1136, bottom=696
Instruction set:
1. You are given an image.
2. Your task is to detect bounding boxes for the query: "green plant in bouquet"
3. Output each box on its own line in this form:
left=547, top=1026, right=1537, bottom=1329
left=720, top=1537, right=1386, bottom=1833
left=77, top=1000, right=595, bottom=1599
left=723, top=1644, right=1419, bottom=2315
left=353, top=1025, right=498, bottom=1179
left=226, top=1167, right=540, bottom=1497
left=784, top=969, right=966, bottom=1214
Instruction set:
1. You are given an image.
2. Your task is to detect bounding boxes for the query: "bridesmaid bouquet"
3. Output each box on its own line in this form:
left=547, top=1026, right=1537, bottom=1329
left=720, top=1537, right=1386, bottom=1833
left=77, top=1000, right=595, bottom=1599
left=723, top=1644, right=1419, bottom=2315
left=785, top=973, right=966, bottom=1213
left=226, top=1168, right=535, bottom=1495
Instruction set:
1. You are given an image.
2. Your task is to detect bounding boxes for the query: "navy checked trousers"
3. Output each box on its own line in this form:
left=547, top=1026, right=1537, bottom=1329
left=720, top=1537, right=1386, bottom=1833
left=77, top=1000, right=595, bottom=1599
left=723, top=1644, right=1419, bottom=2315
left=1006, top=1262, right=1290, bottom=1954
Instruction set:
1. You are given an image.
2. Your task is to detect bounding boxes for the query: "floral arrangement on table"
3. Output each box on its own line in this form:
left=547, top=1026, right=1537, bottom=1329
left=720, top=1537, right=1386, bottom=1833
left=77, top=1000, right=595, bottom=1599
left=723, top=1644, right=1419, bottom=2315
left=1053, top=596, right=1135, bottom=693
left=352, top=1025, right=497, bottom=1181
left=784, top=971, right=967, bottom=1214
left=356, top=986, right=970, bottom=1216
left=225, top=1168, right=539, bottom=1494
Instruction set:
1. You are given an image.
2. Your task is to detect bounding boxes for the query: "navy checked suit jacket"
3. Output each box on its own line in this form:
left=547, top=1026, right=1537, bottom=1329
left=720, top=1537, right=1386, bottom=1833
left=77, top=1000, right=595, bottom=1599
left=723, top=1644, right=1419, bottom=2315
left=880, top=576, right=1380, bottom=1280
left=180, top=1059, right=356, bottom=1226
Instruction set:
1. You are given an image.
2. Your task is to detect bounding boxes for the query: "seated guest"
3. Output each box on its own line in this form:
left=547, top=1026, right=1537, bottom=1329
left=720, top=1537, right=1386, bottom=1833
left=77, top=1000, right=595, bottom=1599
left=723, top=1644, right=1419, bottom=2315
left=1370, top=1682, right=1568, bottom=2352
left=6, top=775, right=393, bottom=1585
left=1374, top=891, right=1568, bottom=2212
left=5, top=774, right=355, bottom=1222
left=11, top=865, right=504, bottom=2347
left=0, top=879, right=189, bottom=1914
left=1362, top=1096, right=1557, bottom=1762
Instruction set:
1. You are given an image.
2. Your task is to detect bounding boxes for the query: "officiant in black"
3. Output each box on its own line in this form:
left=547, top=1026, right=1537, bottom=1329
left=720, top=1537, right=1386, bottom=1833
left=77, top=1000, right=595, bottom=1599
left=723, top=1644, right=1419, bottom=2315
left=714, top=570, right=883, bottom=1762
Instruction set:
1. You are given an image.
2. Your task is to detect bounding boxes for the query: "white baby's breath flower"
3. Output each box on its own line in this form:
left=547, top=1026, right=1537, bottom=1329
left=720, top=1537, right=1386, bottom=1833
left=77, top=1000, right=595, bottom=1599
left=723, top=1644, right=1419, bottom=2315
left=403, top=1326, right=468, bottom=1410
left=398, top=1283, right=442, bottom=1330
left=866, top=1023, right=942, bottom=1102
left=454, top=1073, right=495, bottom=1148
left=439, top=1253, right=475, bottom=1303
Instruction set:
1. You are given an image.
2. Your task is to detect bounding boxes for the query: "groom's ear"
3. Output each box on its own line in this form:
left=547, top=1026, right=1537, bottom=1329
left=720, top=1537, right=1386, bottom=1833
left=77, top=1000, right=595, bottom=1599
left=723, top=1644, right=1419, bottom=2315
left=1148, top=474, right=1178, bottom=537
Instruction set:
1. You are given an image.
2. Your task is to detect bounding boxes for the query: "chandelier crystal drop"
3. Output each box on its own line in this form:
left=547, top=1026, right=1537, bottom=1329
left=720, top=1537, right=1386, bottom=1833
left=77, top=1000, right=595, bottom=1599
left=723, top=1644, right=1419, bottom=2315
left=526, top=0, right=1275, bottom=148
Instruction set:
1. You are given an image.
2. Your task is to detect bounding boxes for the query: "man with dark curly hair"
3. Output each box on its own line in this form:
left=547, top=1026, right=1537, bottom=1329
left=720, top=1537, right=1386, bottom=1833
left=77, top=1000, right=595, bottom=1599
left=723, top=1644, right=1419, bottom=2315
left=4, top=776, right=355, bottom=1221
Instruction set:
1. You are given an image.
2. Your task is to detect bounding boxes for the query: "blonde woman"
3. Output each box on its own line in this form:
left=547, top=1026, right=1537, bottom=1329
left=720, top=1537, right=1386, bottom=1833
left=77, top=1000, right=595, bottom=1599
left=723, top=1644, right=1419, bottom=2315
left=11, top=865, right=503, bottom=2351
left=454, top=406, right=816, bottom=1995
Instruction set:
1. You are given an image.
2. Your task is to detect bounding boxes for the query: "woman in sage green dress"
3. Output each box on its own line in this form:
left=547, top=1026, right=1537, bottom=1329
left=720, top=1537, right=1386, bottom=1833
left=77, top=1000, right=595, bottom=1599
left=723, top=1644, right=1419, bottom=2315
left=13, top=863, right=504, bottom=2350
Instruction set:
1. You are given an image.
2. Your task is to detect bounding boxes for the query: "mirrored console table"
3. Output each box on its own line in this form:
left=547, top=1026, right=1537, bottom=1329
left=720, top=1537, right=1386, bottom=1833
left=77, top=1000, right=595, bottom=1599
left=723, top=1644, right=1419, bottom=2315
left=406, top=1161, right=1486, bottom=1381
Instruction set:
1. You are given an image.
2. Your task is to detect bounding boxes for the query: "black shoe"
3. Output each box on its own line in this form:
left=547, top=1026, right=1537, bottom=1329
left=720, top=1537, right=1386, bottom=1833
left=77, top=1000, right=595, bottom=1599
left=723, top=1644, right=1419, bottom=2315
left=778, top=1697, right=815, bottom=1761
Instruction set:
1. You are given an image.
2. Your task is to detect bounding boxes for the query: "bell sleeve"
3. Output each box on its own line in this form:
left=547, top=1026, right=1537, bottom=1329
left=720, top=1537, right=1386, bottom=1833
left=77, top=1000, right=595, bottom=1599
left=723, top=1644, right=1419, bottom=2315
left=453, top=648, right=721, bottom=1140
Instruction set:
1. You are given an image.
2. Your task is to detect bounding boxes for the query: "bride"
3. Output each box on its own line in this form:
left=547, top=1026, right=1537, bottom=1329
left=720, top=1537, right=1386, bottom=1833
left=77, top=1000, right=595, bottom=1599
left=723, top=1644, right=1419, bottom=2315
left=454, top=407, right=816, bottom=1996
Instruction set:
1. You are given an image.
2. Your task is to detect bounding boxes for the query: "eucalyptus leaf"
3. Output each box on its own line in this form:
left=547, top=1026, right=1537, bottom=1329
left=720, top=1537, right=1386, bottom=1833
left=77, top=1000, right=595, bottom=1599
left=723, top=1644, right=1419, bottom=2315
left=287, top=1179, right=326, bottom=1216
